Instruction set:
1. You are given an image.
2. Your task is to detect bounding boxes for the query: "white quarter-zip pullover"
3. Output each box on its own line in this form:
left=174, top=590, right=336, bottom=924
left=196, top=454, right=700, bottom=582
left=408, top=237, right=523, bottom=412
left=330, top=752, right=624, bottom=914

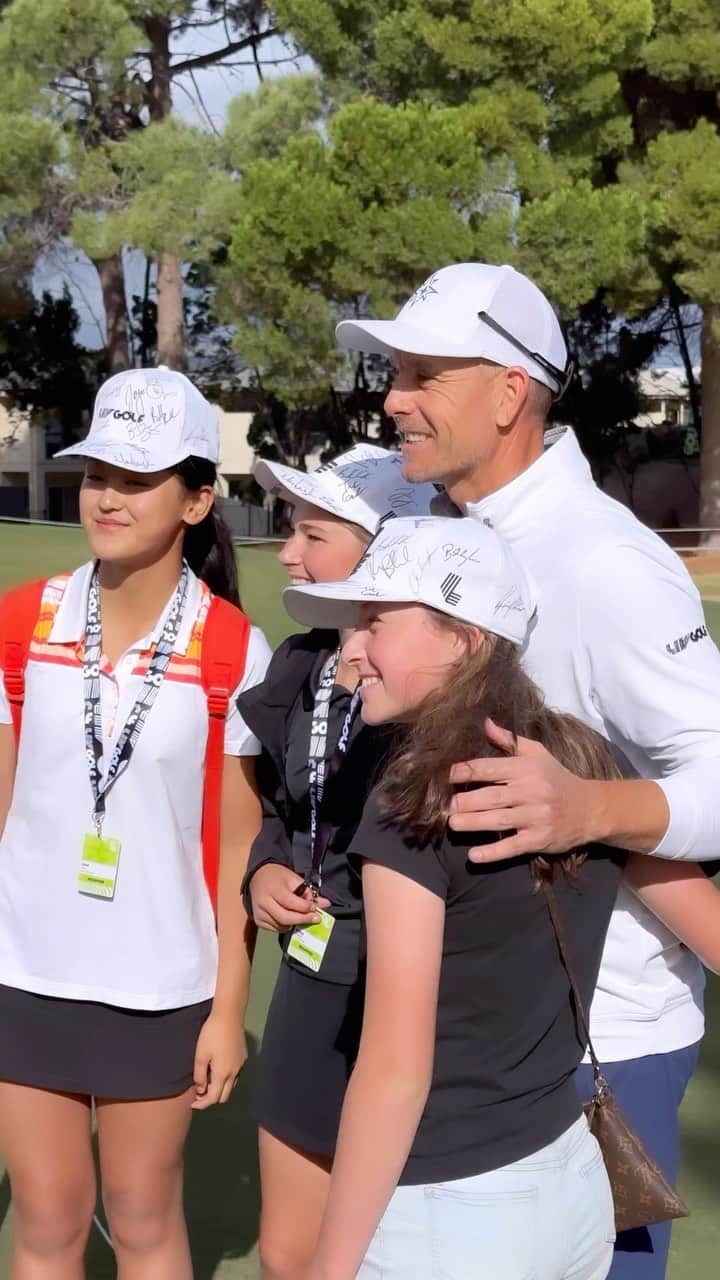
left=466, top=429, right=720, bottom=1060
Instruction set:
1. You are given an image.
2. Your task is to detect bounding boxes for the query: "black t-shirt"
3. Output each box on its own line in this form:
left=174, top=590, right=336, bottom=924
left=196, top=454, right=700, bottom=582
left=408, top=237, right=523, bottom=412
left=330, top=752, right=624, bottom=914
left=349, top=793, right=624, bottom=1184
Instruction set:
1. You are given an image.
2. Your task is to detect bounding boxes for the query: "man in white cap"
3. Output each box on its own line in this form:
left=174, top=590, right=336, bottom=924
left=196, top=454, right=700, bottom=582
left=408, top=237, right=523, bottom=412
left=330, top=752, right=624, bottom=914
left=336, top=263, right=720, bottom=1279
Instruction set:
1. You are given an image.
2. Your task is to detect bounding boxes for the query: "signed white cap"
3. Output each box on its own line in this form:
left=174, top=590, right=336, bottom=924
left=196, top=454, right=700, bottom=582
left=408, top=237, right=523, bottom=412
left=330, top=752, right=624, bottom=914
left=283, top=515, right=535, bottom=645
left=254, top=443, right=436, bottom=535
left=336, top=263, right=568, bottom=395
left=54, top=366, right=219, bottom=472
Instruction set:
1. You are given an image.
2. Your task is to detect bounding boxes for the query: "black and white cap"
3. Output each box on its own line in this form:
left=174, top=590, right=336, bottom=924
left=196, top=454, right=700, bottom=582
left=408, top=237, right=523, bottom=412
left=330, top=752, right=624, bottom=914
left=55, top=367, right=219, bottom=472
left=254, top=443, right=436, bottom=535
left=284, top=516, right=536, bottom=645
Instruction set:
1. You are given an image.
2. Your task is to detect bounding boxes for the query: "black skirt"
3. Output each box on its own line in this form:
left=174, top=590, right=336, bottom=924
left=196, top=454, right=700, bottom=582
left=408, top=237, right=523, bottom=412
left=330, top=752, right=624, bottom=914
left=0, top=983, right=212, bottom=1099
left=257, top=959, right=364, bottom=1157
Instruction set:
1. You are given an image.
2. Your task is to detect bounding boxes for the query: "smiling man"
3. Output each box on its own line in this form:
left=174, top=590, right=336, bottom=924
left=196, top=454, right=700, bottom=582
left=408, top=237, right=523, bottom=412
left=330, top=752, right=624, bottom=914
left=336, top=262, right=720, bottom=1280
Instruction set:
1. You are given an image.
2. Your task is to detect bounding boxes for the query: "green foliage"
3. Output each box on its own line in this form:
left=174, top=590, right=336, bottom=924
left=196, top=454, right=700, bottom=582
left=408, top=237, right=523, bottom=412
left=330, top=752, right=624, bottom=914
left=0, top=0, right=275, bottom=368
left=638, top=120, right=720, bottom=304
left=72, top=118, right=230, bottom=260
left=0, top=0, right=140, bottom=111
left=224, top=72, right=323, bottom=167
left=0, top=289, right=97, bottom=429
left=218, top=77, right=523, bottom=403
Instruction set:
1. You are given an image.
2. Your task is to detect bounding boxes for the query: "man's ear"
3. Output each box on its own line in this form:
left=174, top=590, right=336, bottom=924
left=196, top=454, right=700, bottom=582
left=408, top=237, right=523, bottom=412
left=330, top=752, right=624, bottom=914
left=497, top=365, right=531, bottom=428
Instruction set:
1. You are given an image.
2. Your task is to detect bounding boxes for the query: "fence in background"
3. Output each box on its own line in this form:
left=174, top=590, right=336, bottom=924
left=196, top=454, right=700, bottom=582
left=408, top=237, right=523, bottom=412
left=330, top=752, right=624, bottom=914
left=4, top=516, right=720, bottom=551
left=0, top=511, right=278, bottom=544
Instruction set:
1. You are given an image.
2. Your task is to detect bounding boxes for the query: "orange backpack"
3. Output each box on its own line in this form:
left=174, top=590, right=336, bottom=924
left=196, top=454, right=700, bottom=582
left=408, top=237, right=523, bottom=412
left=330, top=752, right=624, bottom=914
left=0, top=578, right=251, bottom=911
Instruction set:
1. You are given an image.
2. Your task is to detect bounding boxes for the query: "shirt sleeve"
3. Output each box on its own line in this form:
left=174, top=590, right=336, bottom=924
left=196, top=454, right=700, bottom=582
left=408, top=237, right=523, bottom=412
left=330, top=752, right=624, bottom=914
left=0, top=671, right=11, bottom=725
left=224, top=626, right=273, bottom=756
left=347, top=790, right=450, bottom=899
left=580, top=540, right=720, bottom=860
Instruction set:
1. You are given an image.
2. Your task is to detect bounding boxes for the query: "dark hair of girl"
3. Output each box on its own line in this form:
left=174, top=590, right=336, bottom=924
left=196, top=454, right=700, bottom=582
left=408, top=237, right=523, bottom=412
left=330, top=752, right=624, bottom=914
left=176, top=456, right=241, bottom=608
left=377, top=614, right=621, bottom=884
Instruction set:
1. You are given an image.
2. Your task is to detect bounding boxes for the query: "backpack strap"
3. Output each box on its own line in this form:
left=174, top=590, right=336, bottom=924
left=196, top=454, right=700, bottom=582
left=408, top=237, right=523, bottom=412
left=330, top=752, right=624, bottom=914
left=200, top=596, right=251, bottom=911
left=0, top=579, right=47, bottom=741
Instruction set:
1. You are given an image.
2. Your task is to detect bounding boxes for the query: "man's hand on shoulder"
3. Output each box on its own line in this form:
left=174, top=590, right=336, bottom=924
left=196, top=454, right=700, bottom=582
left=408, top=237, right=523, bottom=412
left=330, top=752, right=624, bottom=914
left=448, top=718, right=596, bottom=862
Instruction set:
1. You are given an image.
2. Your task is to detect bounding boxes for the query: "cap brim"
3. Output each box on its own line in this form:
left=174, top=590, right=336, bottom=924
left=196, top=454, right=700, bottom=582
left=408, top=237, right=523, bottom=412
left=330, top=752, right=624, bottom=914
left=53, top=440, right=205, bottom=472
left=284, top=580, right=418, bottom=630
left=335, top=318, right=562, bottom=392
left=284, top=575, right=532, bottom=644
left=252, top=458, right=323, bottom=506
left=335, top=318, right=477, bottom=359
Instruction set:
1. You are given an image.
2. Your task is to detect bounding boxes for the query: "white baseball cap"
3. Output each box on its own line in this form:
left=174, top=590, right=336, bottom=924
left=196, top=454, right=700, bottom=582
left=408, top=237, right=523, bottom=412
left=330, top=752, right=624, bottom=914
left=336, top=263, right=570, bottom=396
left=54, top=366, right=219, bottom=472
left=284, top=516, right=535, bottom=645
left=254, top=443, right=437, bottom=535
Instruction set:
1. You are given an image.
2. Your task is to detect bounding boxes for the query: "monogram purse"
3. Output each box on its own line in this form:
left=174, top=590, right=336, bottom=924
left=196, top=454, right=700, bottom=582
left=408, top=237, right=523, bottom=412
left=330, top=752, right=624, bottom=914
left=543, top=883, right=690, bottom=1234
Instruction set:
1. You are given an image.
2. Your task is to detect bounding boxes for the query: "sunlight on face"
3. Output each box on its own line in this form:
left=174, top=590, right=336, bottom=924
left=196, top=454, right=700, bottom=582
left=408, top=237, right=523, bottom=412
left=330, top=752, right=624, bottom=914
left=80, top=461, right=198, bottom=568
left=384, top=355, right=503, bottom=493
left=277, top=499, right=370, bottom=585
left=342, top=603, right=470, bottom=724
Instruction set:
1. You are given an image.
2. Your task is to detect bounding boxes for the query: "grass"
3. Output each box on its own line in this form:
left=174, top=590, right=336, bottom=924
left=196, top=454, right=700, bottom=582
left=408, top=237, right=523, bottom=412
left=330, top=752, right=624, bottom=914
left=0, top=522, right=719, bottom=1277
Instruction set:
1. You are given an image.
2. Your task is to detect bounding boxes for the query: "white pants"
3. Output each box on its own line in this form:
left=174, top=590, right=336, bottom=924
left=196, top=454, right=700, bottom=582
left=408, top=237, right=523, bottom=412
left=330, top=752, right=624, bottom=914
left=358, top=1115, right=615, bottom=1280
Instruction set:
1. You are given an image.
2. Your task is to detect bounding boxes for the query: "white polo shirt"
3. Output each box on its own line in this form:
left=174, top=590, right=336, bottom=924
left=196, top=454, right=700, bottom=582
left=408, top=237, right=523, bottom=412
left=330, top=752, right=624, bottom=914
left=466, top=429, right=720, bottom=1061
left=0, top=562, right=272, bottom=1011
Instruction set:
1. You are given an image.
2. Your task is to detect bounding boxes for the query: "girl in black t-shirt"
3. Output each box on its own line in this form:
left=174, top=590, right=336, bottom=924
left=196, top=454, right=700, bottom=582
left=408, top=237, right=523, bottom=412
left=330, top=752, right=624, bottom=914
left=283, top=515, right=720, bottom=1280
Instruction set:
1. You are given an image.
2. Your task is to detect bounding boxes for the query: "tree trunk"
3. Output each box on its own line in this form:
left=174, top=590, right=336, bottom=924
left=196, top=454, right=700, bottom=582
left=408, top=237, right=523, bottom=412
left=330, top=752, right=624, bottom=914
left=699, top=304, right=720, bottom=544
left=669, top=290, right=701, bottom=439
left=156, top=253, right=185, bottom=370
left=95, top=253, right=129, bottom=373
left=146, top=15, right=185, bottom=370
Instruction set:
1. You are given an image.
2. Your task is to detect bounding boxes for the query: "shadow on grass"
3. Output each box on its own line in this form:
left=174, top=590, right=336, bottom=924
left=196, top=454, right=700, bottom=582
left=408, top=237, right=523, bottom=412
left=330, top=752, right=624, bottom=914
left=83, top=1034, right=262, bottom=1279
left=186, top=1033, right=262, bottom=1279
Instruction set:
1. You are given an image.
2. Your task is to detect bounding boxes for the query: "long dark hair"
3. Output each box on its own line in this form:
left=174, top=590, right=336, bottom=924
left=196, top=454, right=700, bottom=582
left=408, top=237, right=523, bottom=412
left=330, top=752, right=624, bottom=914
left=176, top=457, right=241, bottom=608
left=377, top=614, right=621, bottom=884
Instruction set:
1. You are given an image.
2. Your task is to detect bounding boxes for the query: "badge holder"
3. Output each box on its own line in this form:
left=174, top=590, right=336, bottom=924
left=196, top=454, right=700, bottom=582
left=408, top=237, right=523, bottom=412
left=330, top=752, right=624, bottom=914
left=78, top=820, right=121, bottom=900
left=287, top=876, right=335, bottom=973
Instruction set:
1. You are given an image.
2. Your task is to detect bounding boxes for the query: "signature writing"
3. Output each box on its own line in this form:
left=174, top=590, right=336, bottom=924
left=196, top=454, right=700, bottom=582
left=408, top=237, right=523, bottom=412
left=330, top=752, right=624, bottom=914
left=96, top=376, right=182, bottom=444
left=493, top=587, right=526, bottom=617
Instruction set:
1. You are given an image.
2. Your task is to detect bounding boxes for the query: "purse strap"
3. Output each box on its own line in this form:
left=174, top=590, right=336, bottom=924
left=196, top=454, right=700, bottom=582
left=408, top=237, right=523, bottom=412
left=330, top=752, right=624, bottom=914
left=541, top=881, right=610, bottom=1097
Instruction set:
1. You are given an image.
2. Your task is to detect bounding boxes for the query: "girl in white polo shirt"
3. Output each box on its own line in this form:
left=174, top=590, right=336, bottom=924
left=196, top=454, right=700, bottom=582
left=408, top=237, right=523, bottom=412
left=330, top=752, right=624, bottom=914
left=0, top=368, right=271, bottom=1279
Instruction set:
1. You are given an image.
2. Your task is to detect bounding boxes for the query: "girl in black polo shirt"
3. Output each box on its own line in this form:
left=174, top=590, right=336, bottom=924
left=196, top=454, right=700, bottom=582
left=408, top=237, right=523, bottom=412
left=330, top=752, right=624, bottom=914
left=283, top=515, right=720, bottom=1280
left=238, top=448, right=435, bottom=1280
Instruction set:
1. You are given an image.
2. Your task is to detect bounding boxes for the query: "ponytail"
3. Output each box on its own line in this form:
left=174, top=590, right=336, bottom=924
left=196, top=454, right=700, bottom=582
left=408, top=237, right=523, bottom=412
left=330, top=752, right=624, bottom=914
left=176, top=457, right=241, bottom=608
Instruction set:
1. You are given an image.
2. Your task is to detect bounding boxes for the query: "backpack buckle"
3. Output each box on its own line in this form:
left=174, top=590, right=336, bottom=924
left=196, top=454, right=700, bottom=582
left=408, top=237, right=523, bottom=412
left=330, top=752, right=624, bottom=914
left=207, top=684, right=230, bottom=718
left=2, top=642, right=25, bottom=705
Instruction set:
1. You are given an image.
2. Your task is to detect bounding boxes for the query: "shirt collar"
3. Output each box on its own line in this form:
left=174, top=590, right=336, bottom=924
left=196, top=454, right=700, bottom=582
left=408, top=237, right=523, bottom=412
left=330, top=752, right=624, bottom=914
left=48, top=559, right=202, bottom=656
left=464, top=427, right=594, bottom=535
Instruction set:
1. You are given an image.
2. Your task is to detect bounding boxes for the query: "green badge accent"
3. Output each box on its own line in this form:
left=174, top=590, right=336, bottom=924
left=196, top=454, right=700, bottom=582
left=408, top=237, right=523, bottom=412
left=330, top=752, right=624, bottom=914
left=287, top=908, right=335, bottom=973
left=78, top=833, right=121, bottom=900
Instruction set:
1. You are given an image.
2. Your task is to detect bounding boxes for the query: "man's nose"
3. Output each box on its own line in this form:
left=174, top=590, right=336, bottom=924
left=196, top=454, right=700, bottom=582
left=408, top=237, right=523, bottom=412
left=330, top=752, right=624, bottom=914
left=384, top=382, right=415, bottom=418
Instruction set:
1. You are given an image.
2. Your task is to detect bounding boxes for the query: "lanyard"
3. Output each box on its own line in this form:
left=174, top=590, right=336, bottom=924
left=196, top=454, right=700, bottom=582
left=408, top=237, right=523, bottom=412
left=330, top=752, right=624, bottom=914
left=83, top=561, right=190, bottom=833
left=305, top=648, right=361, bottom=896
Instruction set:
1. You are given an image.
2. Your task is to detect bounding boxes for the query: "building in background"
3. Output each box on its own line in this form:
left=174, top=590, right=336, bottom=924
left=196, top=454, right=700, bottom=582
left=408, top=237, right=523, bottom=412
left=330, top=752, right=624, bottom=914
left=0, top=403, right=264, bottom=525
left=635, top=367, right=699, bottom=430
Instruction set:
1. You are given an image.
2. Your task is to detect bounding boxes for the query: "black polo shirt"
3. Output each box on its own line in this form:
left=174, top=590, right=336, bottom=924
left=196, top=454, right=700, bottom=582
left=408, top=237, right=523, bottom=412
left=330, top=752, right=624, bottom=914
left=349, top=793, right=624, bottom=1184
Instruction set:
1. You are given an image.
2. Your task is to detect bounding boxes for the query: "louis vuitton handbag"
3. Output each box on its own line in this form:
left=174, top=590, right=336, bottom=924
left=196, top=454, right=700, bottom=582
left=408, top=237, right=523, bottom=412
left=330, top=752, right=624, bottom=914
left=543, top=883, right=690, bottom=1234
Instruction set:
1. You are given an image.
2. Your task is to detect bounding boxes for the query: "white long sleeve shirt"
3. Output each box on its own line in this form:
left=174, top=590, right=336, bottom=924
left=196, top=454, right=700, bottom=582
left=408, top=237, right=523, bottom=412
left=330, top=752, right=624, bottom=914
left=466, top=428, right=720, bottom=1061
